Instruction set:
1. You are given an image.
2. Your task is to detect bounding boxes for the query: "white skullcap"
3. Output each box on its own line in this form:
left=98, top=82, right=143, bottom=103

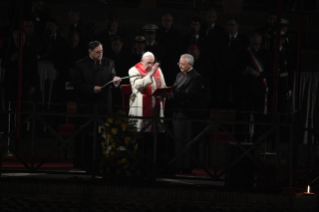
left=141, top=51, right=155, bottom=60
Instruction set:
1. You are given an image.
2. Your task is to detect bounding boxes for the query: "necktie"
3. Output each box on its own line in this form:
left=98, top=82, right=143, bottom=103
left=94, top=61, right=97, bottom=68
left=206, top=25, right=213, bottom=35
left=229, top=37, right=235, bottom=47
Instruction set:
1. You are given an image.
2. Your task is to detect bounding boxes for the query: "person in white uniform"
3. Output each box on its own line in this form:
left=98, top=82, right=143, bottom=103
left=128, top=51, right=166, bottom=132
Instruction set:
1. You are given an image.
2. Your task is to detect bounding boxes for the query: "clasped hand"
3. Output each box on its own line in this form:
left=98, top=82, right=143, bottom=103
left=243, top=66, right=260, bottom=77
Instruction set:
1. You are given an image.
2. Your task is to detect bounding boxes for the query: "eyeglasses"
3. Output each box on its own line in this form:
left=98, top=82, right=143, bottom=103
left=177, top=63, right=187, bottom=66
left=93, top=51, right=103, bottom=54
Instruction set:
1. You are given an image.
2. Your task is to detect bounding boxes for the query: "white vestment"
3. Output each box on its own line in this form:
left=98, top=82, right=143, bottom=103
left=128, top=65, right=166, bottom=132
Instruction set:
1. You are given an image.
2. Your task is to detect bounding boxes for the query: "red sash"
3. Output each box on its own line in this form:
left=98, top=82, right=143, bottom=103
left=134, top=62, right=162, bottom=117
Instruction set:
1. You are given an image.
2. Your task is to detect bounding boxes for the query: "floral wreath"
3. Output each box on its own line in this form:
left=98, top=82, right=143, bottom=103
left=98, top=110, right=141, bottom=178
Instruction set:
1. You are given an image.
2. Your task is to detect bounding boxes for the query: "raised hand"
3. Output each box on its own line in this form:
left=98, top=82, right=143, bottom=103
left=149, top=62, right=159, bottom=77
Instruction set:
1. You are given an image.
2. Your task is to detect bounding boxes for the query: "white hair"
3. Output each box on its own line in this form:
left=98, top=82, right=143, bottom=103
left=141, top=51, right=155, bottom=61
left=180, top=54, right=194, bottom=65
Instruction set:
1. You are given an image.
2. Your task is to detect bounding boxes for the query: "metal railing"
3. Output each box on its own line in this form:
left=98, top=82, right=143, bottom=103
left=0, top=102, right=296, bottom=186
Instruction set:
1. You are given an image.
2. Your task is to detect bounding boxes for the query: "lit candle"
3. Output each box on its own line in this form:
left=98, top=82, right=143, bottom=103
left=303, top=185, right=315, bottom=196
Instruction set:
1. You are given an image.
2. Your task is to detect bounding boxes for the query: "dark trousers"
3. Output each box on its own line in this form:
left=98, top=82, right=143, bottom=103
left=173, top=111, right=195, bottom=169
left=236, top=92, right=266, bottom=142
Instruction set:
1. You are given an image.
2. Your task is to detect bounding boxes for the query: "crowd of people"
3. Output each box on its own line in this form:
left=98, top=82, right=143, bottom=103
left=0, top=0, right=296, bottom=173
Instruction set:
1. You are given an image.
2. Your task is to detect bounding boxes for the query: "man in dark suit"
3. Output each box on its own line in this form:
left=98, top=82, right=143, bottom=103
left=23, top=17, right=48, bottom=60
left=29, top=0, right=51, bottom=32
left=216, top=18, right=249, bottom=108
left=43, top=18, right=67, bottom=61
left=173, top=54, right=204, bottom=174
left=95, top=15, right=129, bottom=55
left=236, top=32, right=273, bottom=142
left=72, top=41, right=121, bottom=171
left=157, top=13, right=180, bottom=58
left=157, top=13, right=181, bottom=86
left=73, top=41, right=122, bottom=116
left=179, top=16, right=205, bottom=55
left=201, top=8, right=225, bottom=59
left=68, top=7, right=89, bottom=46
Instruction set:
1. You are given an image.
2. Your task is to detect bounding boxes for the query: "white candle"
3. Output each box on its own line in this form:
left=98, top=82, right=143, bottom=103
left=307, top=185, right=310, bottom=194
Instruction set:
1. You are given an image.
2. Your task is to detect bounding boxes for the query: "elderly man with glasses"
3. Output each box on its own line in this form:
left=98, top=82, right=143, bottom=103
left=173, top=54, right=204, bottom=174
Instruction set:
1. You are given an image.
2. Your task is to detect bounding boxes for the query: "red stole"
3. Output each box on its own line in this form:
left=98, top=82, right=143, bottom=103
left=134, top=62, right=162, bottom=117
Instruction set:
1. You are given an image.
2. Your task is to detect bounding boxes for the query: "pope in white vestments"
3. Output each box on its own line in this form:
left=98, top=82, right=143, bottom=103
left=128, top=52, right=166, bottom=132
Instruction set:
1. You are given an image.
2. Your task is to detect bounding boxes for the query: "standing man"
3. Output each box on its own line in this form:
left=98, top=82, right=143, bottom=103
left=128, top=52, right=166, bottom=132
left=256, top=13, right=277, bottom=42
left=179, top=16, right=205, bottom=54
left=202, top=8, right=225, bottom=59
left=216, top=18, right=248, bottom=108
left=157, top=13, right=180, bottom=58
left=173, top=54, right=204, bottom=174
left=72, top=41, right=121, bottom=171
left=43, top=18, right=66, bottom=61
left=73, top=41, right=122, bottom=115
left=237, top=32, right=272, bottom=142
left=157, top=13, right=181, bottom=86
left=143, top=24, right=163, bottom=61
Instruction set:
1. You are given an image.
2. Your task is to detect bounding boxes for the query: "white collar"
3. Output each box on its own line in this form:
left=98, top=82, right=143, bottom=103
left=109, top=31, right=117, bottom=35
left=229, top=32, right=238, bottom=39
left=146, top=40, right=155, bottom=46
left=184, top=67, right=193, bottom=74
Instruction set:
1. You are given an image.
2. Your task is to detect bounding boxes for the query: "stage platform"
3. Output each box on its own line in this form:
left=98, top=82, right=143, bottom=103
left=0, top=165, right=318, bottom=211
left=0, top=137, right=318, bottom=211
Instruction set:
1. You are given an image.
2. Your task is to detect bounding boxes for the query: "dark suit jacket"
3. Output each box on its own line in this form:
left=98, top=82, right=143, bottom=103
left=69, top=20, right=89, bottom=44
left=201, top=23, right=225, bottom=39
left=173, top=69, right=204, bottom=118
left=217, top=33, right=249, bottom=74
left=42, top=34, right=67, bottom=61
left=179, top=33, right=205, bottom=54
left=201, top=23, right=225, bottom=57
left=72, top=56, right=116, bottom=115
left=157, top=27, right=181, bottom=56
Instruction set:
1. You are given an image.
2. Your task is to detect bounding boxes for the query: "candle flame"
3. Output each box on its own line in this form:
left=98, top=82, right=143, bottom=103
left=307, top=185, right=310, bottom=194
